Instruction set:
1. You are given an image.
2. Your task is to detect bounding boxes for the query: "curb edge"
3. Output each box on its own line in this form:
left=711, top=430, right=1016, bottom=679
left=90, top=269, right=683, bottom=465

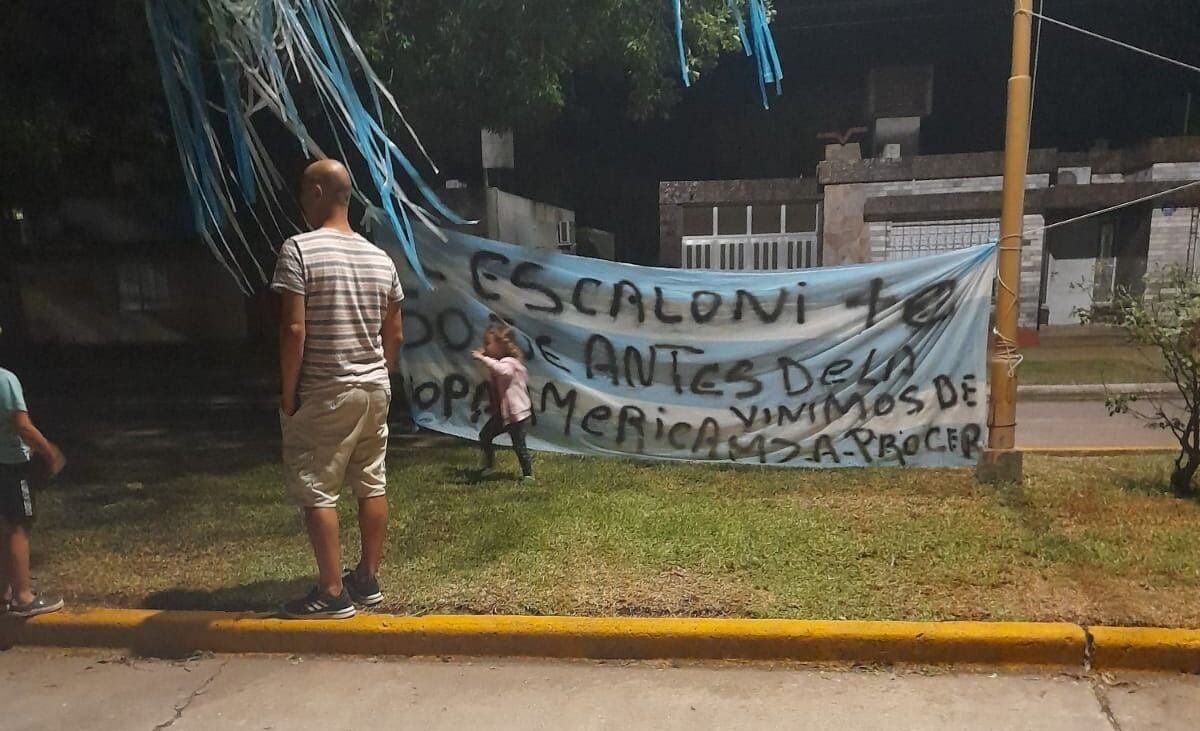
left=1, top=610, right=1088, bottom=667
left=1090, top=626, right=1200, bottom=673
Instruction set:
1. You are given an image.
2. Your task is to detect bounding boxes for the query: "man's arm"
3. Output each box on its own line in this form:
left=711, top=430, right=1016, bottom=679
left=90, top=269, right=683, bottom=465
left=10, top=411, right=65, bottom=475
left=381, top=300, right=403, bottom=372
left=279, top=291, right=306, bottom=415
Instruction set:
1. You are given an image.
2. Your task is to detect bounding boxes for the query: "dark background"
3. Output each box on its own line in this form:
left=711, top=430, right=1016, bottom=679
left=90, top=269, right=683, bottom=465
left=526, top=0, right=1200, bottom=263
left=3, top=0, right=1199, bottom=265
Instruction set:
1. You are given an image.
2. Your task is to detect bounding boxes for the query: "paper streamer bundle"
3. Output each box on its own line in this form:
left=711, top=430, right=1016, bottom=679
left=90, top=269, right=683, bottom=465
left=144, top=0, right=468, bottom=290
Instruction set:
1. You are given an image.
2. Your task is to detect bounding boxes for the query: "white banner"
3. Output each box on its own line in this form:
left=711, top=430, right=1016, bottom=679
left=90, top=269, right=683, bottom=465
left=386, top=220, right=996, bottom=468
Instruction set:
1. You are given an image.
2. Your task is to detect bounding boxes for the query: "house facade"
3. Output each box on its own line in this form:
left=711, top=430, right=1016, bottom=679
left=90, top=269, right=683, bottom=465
left=658, top=178, right=824, bottom=272
left=3, top=189, right=607, bottom=349
left=659, top=137, right=1200, bottom=332
left=1, top=197, right=250, bottom=345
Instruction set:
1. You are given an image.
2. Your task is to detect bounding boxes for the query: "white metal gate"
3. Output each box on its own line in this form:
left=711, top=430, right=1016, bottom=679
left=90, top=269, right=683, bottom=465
left=681, top=202, right=821, bottom=272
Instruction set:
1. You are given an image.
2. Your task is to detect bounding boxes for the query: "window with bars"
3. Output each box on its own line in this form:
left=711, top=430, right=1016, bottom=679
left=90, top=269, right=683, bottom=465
left=882, top=219, right=999, bottom=261
left=682, top=237, right=818, bottom=271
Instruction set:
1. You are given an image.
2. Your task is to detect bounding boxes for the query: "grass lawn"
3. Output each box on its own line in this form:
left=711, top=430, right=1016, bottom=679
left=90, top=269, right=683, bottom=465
left=33, top=437, right=1200, bottom=627
left=1019, top=342, right=1166, bottom=386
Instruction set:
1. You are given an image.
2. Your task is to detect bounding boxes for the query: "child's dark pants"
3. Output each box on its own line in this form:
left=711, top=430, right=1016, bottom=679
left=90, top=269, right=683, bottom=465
left=479, top=416, right=533, bottom=477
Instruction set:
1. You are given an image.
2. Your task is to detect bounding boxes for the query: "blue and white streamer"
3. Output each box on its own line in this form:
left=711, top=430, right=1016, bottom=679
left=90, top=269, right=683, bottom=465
left=674, top=1, right=784, bottom=108
left=144, top=0, right=469, bottom=290
left=672, top=0, right=691, bottom=87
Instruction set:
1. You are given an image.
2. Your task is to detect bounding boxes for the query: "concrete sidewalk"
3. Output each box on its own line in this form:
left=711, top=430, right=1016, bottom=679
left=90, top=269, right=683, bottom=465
left=4, top=648, right=1197, bottom=731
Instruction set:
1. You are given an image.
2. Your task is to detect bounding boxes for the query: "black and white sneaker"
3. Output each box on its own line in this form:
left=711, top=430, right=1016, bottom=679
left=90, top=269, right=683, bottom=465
left=9, top=594, right=64, bottom=618
left=342, top=569, right=383, bottom=607
left=280, top=587, right=356, bottom=620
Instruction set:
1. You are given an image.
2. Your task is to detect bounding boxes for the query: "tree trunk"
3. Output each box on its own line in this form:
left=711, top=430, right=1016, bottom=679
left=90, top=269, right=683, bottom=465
left=1171, top=454, right=1200, bottom=498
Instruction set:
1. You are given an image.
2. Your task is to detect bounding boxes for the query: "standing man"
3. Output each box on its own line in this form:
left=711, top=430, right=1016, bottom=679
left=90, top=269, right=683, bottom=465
left=272, top=159, right=404, bottom=619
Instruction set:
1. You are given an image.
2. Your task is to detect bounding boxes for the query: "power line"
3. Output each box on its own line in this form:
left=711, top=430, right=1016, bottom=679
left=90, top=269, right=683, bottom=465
left=1027, top=179, right=1200, bottom=237
left=1016, top=9, right=1200, bottom=236
left=1031, top=11, right=1200, bottom=76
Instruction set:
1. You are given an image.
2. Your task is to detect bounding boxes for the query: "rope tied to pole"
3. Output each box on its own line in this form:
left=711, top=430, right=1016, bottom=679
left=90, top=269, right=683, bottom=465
left=994, top=232, right=1025, bottom=379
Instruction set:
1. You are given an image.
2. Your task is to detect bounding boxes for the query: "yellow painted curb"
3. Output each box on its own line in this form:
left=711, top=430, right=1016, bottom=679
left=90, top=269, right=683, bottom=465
left=1090, top=627, right=1200, bottom=673
left=0, top=610, right=1084, bottom=666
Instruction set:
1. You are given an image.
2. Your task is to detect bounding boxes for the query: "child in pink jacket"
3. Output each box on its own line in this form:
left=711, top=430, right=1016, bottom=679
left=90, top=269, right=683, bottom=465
left=471, top=325, right=534, bottom=480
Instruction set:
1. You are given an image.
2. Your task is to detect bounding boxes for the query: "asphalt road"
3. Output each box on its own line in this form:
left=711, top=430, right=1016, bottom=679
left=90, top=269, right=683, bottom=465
left=1015, top=399, right=1180, bottom=449
left=30, top=385, right=1184, bottom=480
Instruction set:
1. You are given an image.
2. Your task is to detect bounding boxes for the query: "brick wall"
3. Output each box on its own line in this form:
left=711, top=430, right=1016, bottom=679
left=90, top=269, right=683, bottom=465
left=1110, top=163, right=1200, bottom=183
left=1146, top=206, right=1197, bottom=273
left=863, top=174, right=1050, bottom=197
left=823, top=175, right=1050, bottom=267
left=1019, top=214, right=1045, bottom=329
left=1149, top=163, right=1200, bottom=181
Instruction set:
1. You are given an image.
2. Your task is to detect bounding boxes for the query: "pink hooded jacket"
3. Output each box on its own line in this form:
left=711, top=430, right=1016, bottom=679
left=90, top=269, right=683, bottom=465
left=479, top=356, right=532, bottom=425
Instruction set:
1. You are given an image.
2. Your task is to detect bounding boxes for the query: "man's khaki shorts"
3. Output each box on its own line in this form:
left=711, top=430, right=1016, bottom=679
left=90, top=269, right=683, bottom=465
left=280, top=384, right=391, bottom=508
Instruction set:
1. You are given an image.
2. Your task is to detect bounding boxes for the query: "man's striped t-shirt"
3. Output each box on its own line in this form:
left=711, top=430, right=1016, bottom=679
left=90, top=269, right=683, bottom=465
left=271, top=229, right=403, bottom=393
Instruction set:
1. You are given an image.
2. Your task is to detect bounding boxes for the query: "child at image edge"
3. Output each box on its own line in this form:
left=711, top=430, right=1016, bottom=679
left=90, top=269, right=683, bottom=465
left=471, top=326, right=535, bottom=481
left=0, top=360, right=67, bottom=618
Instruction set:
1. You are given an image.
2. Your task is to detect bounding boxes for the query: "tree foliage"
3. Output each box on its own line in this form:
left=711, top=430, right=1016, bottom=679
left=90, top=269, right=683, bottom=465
left=0, top=1, right=172, bottom=210
left=1, top=0, right=749, bottom=208
left=342, top=0, right=744, bottom=132
left=1084, top=267, right=1200, bottom=497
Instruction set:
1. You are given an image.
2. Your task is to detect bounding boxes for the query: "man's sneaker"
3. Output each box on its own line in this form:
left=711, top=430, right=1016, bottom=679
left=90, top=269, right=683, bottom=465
left=9, top=594, right=64, bottom=618
left=342, top=569, right=383, bottom=607
left=280, top=587, right=355, bottom=620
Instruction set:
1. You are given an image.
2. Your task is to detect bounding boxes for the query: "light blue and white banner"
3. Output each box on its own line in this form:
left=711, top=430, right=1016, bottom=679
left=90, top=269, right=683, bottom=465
left=385, top=221, right=996, bottom=468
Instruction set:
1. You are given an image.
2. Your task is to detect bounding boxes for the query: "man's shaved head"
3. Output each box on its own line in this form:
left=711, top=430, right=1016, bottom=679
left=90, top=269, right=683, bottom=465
left=302, top=159, right=352, bottom=204
left=298, top=158, right=353, bottom=230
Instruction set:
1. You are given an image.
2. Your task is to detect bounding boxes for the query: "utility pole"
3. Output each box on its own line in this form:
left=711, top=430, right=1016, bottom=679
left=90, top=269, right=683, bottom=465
left=980, top=0, right=1033, bottom=483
